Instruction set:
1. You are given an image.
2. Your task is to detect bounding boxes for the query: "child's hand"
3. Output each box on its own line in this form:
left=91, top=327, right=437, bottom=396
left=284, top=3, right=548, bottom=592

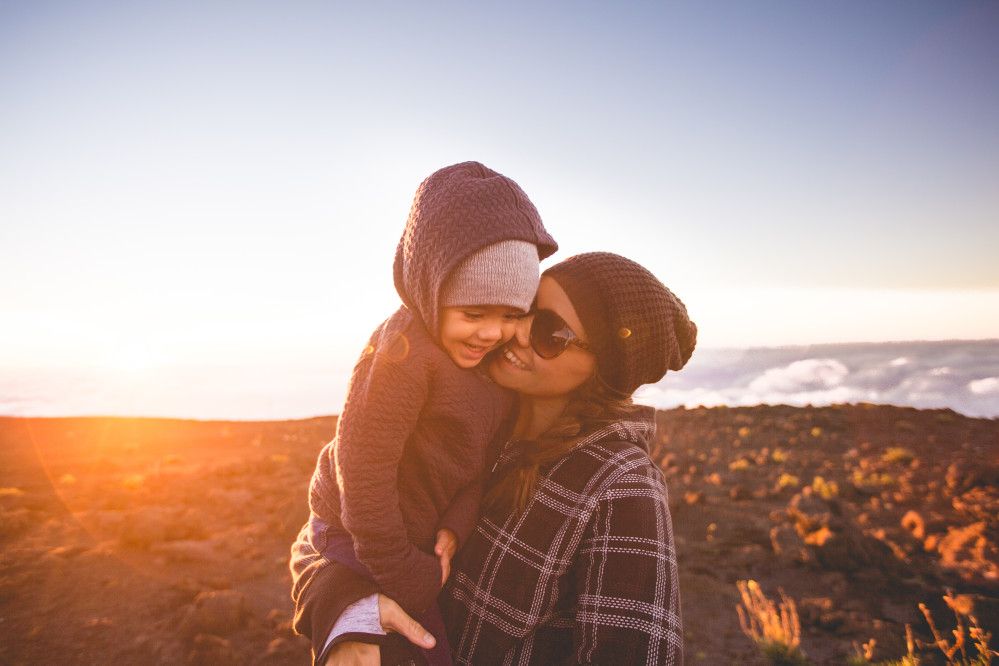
left=435, top=528, right=458, bottom=585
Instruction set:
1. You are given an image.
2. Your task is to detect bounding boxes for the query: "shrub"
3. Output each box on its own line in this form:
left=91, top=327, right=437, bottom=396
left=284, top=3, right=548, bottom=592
left=852, top=471, right=896, bottom=490
left=730, top=458, right=751, bottom=472
left=812, top=476, right=839, bottom=499
left=778, top=473, right=800, bottom=490
left=882, top=447, right=916, bottom=464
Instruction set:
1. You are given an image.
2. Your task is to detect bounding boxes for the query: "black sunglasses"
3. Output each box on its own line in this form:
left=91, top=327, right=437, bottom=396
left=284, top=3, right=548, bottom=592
left=529, top=308, right=592, bottom=359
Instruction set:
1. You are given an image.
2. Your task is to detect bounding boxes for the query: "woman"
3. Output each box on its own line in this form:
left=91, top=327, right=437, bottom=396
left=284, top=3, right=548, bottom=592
left=301, top=252, right=696, bottom=665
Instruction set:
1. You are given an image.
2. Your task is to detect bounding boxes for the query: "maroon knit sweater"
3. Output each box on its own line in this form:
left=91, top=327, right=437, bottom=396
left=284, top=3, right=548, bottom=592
left=308, top=308, right=513, bottom=612
left=290, top=162, right=557, bottom=654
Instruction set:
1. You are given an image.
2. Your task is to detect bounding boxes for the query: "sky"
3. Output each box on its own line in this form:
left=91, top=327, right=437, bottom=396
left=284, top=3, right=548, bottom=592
left=1, top=2, right=998, bottom=418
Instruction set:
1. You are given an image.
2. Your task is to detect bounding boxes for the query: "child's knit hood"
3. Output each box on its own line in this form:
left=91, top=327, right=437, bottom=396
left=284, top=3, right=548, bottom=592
left=393, top=161, right=558, bottom=340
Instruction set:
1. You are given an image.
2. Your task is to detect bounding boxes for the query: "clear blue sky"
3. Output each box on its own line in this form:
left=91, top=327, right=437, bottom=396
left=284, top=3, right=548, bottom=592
left=2, top=1, right=997, bottom=389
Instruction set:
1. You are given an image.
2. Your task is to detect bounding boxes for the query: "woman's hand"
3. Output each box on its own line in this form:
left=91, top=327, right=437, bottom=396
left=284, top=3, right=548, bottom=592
left=435, top=528, right=458, bottom=585
left=378, top=594, right=436, bottom=649
left=324, top=641, right=379, bottom=666
left=323, top=594, right=436, bottom=664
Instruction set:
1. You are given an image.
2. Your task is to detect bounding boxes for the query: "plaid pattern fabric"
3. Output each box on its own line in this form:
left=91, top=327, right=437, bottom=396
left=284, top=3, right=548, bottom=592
left=443, top=411, right=683, bottom=665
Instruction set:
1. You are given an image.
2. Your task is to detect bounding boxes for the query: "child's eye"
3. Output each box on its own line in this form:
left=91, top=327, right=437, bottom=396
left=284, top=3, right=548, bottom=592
left=462, top=311, right=484, bottom=320
left=503, top=312, right=525, bottom=321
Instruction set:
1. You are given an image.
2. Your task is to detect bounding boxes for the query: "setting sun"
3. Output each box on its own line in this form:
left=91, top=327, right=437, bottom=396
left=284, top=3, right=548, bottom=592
left=106, top=344, right=159, bottom=373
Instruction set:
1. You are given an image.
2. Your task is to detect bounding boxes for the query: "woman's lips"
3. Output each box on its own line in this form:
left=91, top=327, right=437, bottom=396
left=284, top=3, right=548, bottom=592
left=502, top=347, right=529, bottom=370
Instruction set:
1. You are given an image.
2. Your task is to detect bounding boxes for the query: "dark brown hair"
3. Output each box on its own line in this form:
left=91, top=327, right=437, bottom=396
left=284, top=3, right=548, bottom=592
left=484, top=373, right=643, bottom=516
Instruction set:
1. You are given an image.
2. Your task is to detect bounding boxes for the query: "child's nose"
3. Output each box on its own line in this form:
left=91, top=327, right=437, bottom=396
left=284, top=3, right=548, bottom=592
left=476, top=322, right=502, bottom=342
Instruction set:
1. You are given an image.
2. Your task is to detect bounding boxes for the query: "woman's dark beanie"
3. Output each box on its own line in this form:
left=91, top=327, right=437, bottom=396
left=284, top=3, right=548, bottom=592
left=542, top=252, right=697, bottom=396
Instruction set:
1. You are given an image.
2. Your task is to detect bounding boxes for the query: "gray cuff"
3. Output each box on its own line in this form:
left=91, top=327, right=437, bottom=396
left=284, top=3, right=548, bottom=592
left=321, top=593, right=385, bottom=655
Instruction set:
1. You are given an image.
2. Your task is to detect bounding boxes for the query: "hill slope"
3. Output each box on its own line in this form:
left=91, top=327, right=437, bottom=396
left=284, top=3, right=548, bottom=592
left=1, top=405, right=995, bottom=664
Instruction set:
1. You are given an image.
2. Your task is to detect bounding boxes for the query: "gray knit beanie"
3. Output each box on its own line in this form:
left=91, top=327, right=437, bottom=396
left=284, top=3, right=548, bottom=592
left=440, top=240, right=540, bottom=311
left=543, top=252, right=697, bottom=396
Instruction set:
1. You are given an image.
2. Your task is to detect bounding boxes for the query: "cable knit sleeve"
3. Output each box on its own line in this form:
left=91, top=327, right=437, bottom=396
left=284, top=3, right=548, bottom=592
left=436, top=476, right=484, bottom=548
left=335, top=318, right=443, bottom=615
left=570, top=462, right=684, bottom=665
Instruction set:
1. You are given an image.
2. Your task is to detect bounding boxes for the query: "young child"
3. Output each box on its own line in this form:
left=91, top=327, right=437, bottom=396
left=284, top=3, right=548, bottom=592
left=290, top=161, right=557, bottom=664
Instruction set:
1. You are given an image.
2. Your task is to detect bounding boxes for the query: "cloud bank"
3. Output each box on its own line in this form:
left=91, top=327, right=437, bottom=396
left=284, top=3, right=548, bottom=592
left=635, top=340, right=999, bottom=419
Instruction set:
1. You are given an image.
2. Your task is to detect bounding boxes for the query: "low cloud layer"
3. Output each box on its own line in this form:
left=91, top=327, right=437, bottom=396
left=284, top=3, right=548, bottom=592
left=635, top=340, right=999, bottom=419
left=3, top=341, right=997, bottom=421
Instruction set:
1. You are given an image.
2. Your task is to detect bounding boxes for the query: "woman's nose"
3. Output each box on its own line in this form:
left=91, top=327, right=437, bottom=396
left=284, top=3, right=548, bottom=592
left=513, top=316, right=531, bottom=347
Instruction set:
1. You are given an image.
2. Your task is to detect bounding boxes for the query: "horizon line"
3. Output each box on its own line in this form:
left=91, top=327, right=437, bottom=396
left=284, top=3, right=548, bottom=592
left=2, top=400, right=992, bottom=425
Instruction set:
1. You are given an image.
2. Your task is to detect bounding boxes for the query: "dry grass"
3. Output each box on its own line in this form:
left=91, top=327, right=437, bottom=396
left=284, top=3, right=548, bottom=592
left=849, top=591, right=995, bottom=665
left=736, top=580, right=807, bottom=665
left=915, top=591, right=995, bottom=665
left=849, top=626, right=920, bottom=665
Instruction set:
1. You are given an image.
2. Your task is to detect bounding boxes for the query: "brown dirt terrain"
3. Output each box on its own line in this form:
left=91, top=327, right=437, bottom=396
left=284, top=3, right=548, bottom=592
left=0, top=404, right=996, bottom=665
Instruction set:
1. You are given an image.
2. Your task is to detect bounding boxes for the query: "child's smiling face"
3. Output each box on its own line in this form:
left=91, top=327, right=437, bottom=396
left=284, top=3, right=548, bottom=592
left=439, top=305, right=525, bottom=369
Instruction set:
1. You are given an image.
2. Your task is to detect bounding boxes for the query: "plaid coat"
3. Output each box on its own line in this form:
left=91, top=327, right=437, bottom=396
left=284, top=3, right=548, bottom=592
left=442, top=407, right=683, bottom=665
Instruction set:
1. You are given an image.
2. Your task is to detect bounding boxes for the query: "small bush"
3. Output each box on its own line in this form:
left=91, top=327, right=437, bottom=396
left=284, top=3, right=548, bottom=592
left=778, top=473, right=800, bottom=490
left=852, top=471, right=896, bottom=490
left=812, top=476, right=839, bottom=499
left=882, top=447, right=915, bottom=464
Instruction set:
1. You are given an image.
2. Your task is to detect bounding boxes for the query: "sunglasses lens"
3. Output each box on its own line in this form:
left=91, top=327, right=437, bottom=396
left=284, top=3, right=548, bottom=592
left=530, top=310, right=570, bottom=359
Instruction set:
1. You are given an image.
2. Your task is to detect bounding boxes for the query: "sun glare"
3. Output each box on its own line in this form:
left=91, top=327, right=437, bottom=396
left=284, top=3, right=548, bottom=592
left=107, top=344, right=158, bottom=373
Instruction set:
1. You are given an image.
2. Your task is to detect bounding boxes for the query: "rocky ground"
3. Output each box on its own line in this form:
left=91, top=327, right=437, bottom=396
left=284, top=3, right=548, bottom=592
left=1, top=404, right=996, bottom=665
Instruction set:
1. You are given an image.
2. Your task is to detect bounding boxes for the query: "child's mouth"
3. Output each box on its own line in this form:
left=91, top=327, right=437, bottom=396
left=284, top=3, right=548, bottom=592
left=463, top=342, right=490, bottom=358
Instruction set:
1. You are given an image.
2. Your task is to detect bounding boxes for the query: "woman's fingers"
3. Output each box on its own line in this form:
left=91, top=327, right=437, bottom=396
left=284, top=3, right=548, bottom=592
left=377, top=594, right=436, bottom=649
